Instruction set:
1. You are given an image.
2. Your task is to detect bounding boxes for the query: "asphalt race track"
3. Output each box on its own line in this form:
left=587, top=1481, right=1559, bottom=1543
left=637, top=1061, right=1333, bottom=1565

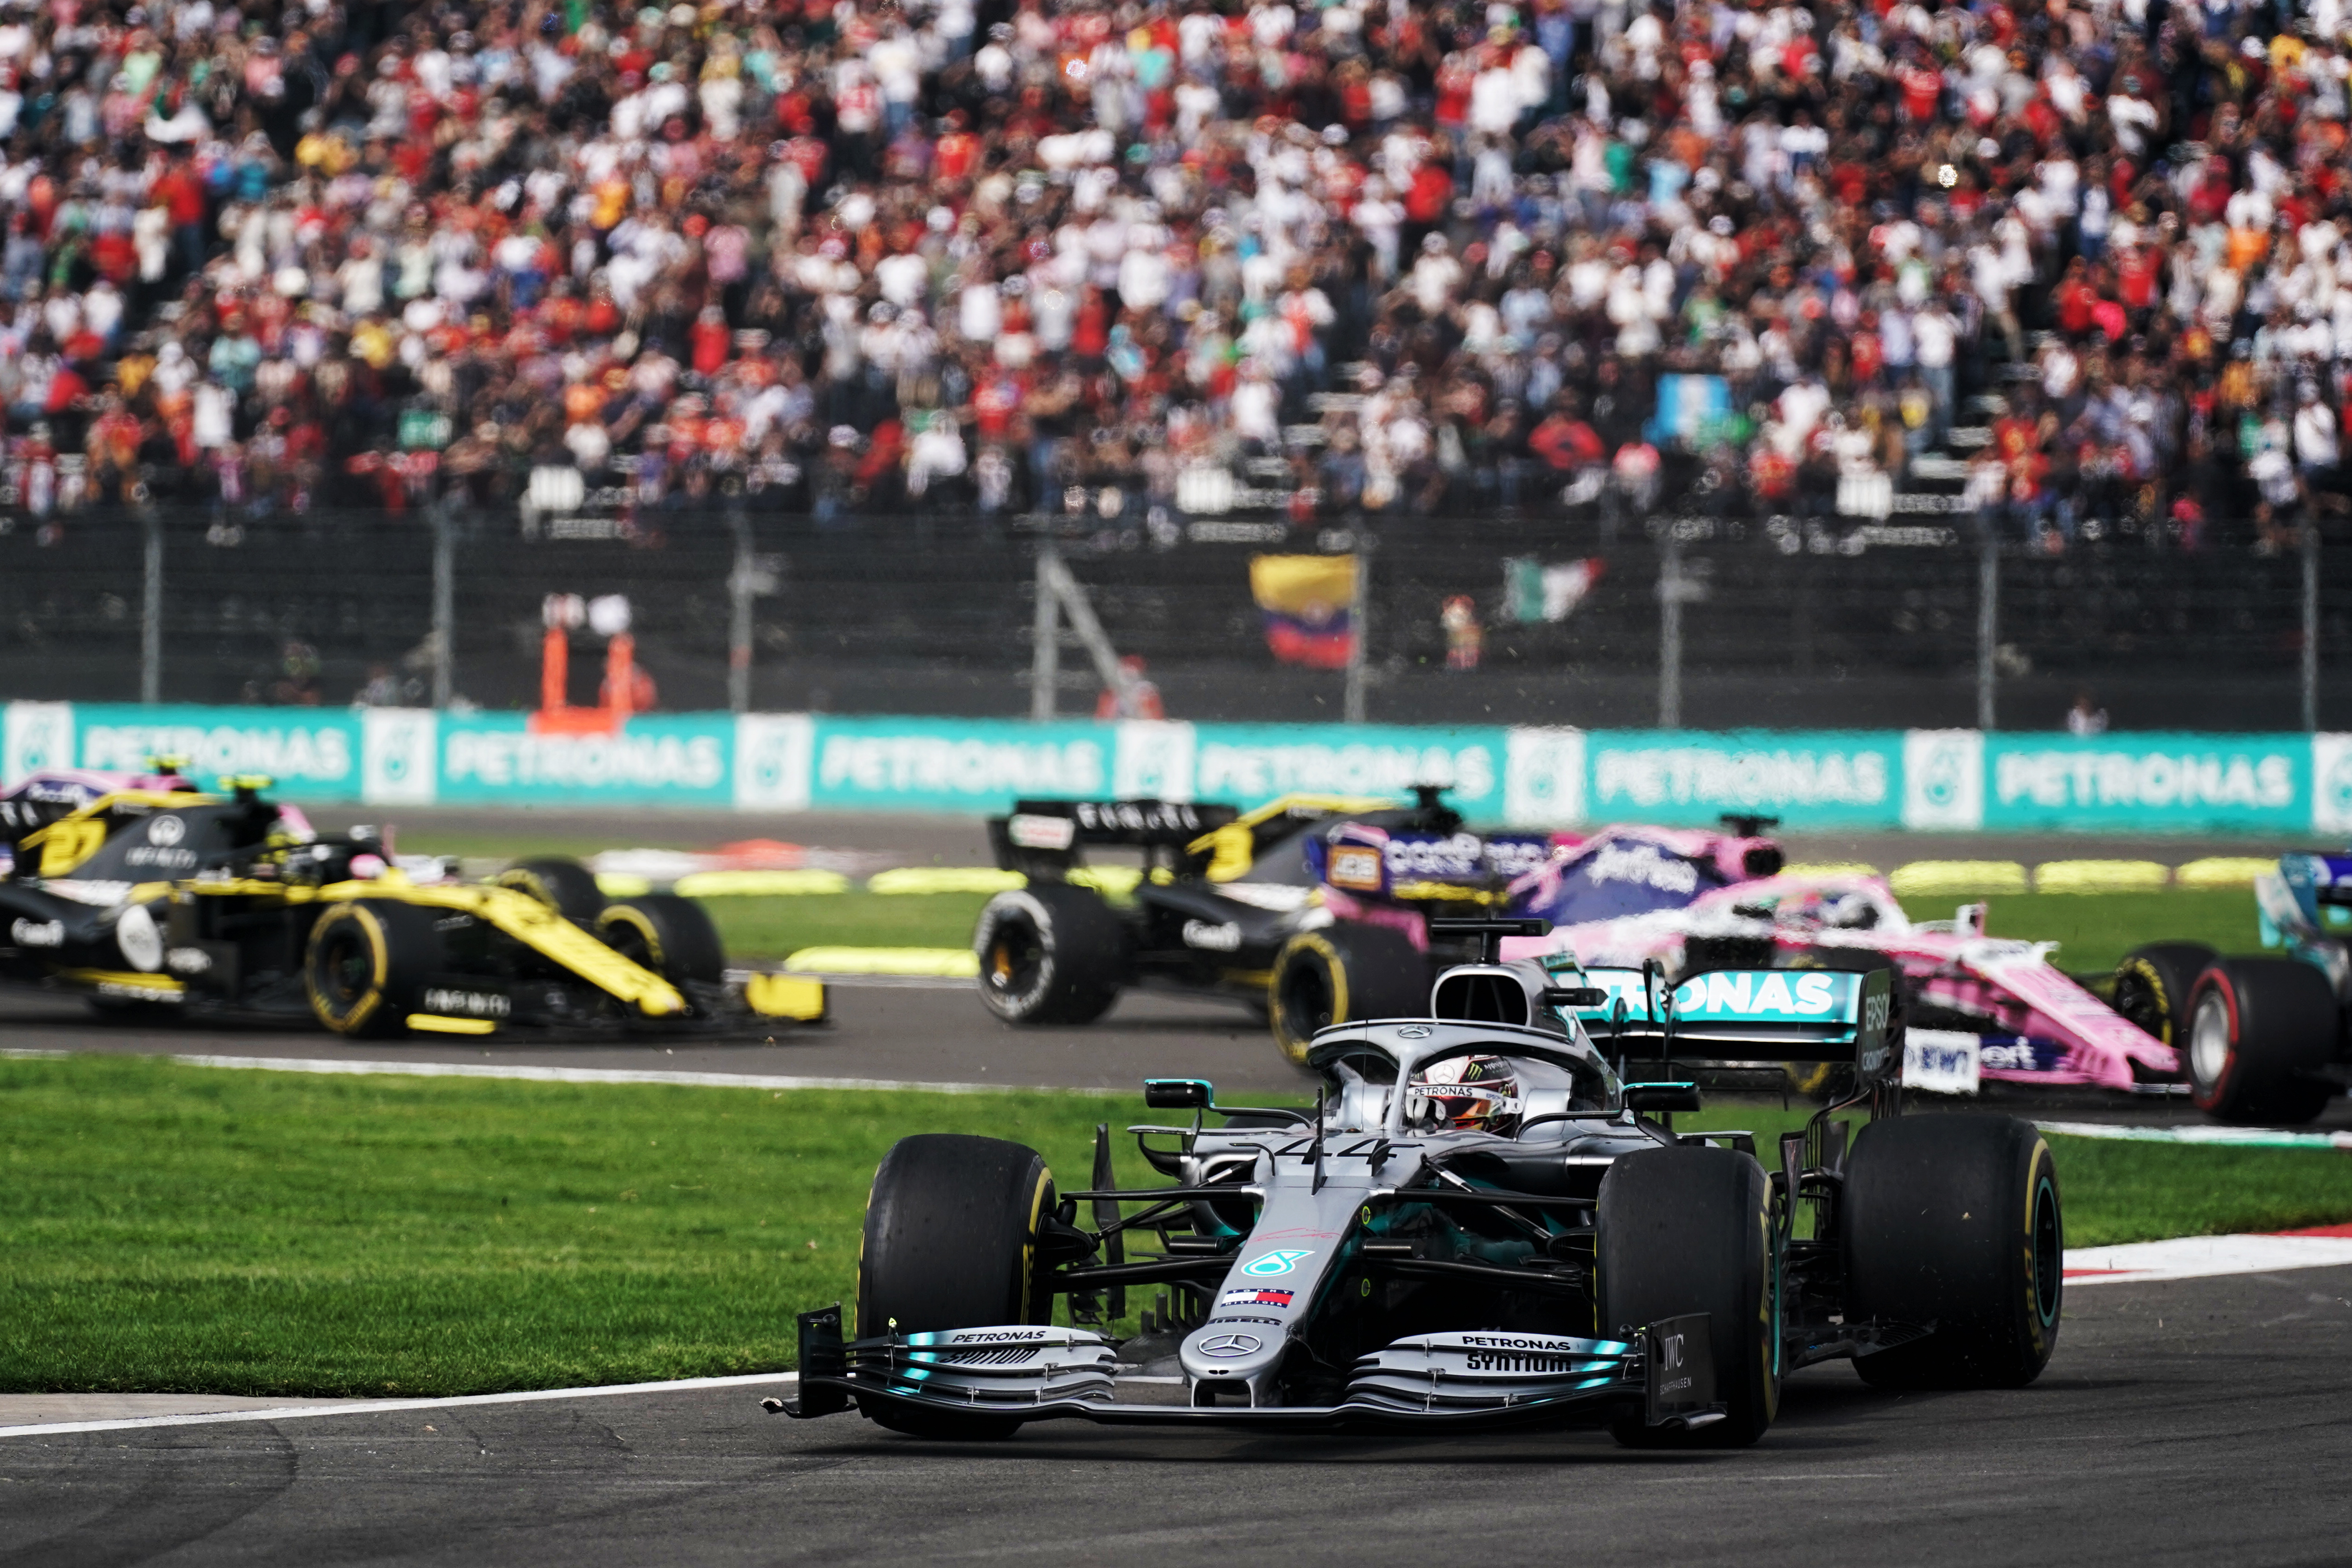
left=4, top=1264, right=2348, bottom=1566
left=0, top=978, right=1308, bottom=1093
left=12, top=981, right=2352, bottom=1129
left=7, top=815, right=2347, bottom=1561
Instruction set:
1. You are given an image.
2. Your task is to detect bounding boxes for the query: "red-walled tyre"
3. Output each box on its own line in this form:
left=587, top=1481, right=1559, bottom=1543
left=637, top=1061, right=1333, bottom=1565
left=2185, top=959, right=2339, bottom=1125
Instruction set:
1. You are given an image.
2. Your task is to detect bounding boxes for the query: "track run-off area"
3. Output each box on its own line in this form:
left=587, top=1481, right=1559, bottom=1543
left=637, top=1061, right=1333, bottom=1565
left=8, top=815, right=2352, bottom=1564
left=1, top=1260, right=2347, bottom=1566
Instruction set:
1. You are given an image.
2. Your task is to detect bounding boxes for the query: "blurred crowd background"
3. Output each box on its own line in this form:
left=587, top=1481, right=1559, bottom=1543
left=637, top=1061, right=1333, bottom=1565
left=0, top=0, right=2347, bottom=545
left=4, top=0, right=2352, bottom=727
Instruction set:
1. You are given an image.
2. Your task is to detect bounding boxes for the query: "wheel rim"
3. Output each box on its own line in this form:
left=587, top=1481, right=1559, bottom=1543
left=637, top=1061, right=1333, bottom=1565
left=316, top=923, right=373, bottom=1012
left=985, top=917, right=1047, bottom=1006
left=2189, top=992, right=2233, bottom=1087
left=606, top=922, right=656, bottom=973
left=2112, top=964, right=2169, bottom=1043
left=1277, top=956, right=1335, bottom=1047
left=2031, top=1175, right=2061, bottom=1327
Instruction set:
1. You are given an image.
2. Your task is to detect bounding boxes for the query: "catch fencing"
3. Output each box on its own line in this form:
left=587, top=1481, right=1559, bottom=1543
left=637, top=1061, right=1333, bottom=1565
left=0, top=505, right=2341, bottom=733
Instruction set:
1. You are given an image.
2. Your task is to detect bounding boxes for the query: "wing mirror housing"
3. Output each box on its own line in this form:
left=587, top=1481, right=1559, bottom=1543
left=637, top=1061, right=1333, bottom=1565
left=1144, top=1078, right=1212, bottom=1111
left=1623, top=1081, right=1704, bottom=1114
left=1542, top=986, right=1607, bottom=1008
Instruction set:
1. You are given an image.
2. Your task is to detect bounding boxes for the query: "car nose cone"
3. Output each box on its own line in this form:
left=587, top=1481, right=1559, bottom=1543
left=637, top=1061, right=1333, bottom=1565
left=1181, top=1322, right=1285, bottom=1387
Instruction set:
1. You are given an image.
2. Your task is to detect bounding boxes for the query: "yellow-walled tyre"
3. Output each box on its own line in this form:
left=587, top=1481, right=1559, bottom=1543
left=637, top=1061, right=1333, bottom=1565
left=1268, top=924, right=1428, bottom=1067
left=304, top=900, right=443, bottom=1037
left=1843, top=1114, right=2063, bottom=1388
left=598, top=894, right=726, bottom=985
left=1597, top=1145, right=1779, bottom=1448
left=493, top=857, right=608, bottom=925
left=2111, top=942, right=2216, bottom=1050
left=855, top=1133, right=1054, bottom=1441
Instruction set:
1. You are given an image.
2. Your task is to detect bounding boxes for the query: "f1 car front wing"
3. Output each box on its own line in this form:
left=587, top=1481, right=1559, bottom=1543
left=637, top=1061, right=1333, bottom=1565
left=762, top=1309, right=1724, bottom=1434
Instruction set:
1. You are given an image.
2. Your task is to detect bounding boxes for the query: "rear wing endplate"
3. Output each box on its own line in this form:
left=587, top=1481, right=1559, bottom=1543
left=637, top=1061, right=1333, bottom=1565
left=988, top=799, right=1240, bottom=879
left=1571, top=965, right=1896, bottom=1073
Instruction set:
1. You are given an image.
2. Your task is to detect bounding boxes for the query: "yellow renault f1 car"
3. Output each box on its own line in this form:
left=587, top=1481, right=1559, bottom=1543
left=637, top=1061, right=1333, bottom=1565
left=0, top=771, right=825, bottom=1039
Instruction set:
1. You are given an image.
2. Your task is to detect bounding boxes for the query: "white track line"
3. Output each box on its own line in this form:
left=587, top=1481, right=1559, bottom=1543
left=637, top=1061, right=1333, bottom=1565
left=0, top=1371, right=801, bottom=1441
left=2063, top=1229, right=2352, bottom=1286
left=2, top=1048, right=1114, bottom=1097
left=0, top=1368, right=1186, bottom=1441
left=2039, top=1119, right=2352, bottom=1151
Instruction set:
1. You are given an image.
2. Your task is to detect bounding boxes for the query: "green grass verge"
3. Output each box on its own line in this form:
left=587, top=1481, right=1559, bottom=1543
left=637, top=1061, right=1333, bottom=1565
left=0, top=1054, right=1154, bottom=1398
left=7, top=1055, right=2350, bottom=1397
left=1894, top=887, right=2259, bottom=974
left=704, top=891, right=993, bottom=960
left=1673, top=1104, right=2352, bottom=1246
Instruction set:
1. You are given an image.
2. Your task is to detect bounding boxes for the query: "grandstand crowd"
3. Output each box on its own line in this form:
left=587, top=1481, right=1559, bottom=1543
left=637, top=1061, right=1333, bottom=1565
left=1, top=0, right=2349, bottom=547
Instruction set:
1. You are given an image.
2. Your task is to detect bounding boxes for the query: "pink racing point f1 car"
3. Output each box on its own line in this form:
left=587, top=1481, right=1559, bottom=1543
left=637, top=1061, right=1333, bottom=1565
left=1493, top=825, right=2180, bottom=1098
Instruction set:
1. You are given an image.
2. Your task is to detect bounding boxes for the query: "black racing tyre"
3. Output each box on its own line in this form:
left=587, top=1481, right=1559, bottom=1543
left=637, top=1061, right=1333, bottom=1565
left=2111, top=942, right=2218, bottom=1053
left=303, top=899, right=445, bottom=1038
left=1269, top=924, right=1430, bottom=1068
left=1842, top=1114, right=2062, bottom=1390
left=856, top=1133, right=1058, bottom=1441
left=2185, top=958, right=2339, bottom=1124
left=1597, top=1145, right=1777, bottom=1449
left=493, top=857, right=608, bottom=925
left=972, top=883, right=1129, bottom=1025
left=597, top=894, right=726, bottom=985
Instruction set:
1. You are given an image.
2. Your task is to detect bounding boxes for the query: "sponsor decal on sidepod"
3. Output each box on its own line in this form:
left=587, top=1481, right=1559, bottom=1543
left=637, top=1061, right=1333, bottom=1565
left=1182, top=920, right=1244, bottom=952
left=423, top=988, right=511, bottom=1018
left=9, top=918, right=64, bottom=947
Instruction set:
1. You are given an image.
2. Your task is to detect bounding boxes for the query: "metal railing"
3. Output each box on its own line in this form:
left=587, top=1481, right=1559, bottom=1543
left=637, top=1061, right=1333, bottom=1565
left=0, top=504, right=2336, bottom=732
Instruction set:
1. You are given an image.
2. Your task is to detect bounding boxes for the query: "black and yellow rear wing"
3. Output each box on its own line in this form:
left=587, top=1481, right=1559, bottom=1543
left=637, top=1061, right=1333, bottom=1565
left=989, top=799, right=1241, bottom=881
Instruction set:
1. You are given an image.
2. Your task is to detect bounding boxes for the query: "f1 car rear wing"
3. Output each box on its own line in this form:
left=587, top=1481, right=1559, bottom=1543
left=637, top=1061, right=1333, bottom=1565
left=1570, top=963, right=1897, bottom=1073
left=989, top=799, right=1241, bottom=880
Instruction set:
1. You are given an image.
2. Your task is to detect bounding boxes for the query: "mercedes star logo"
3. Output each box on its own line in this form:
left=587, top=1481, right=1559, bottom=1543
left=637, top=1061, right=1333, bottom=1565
left=1197, top=1333, right=1261, bottom=1357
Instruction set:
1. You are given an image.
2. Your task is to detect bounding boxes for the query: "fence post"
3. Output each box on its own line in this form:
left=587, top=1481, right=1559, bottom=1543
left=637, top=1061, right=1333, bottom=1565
left=1343, top=538, right=1370, bottom=725
left=139, top=511, right=162, bottom=704
left=1976, top=530, right=1998, bottom=731
left=2304, top=521, right=2321, bottom=734
left=728, top=507, right=754, bottom=715
left=1657, top=531, right=1682, bottom=729
left=1030, top=544, right=1059, bottom=720
left=430, top=503, right=455, bottom=710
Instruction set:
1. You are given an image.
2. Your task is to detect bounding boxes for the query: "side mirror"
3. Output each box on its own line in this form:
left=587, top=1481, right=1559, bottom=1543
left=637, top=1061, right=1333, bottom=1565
left=1542, top=986, right=1607, bottom=1008
left=1624, top=1081, right=1703, bottom=1114
left=1143, top=1078, right=1212, bottom=1111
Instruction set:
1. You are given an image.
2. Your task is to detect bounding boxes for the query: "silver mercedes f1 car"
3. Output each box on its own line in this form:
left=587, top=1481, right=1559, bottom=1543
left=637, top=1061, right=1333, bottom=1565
left=770, top=919, right=2063, bottom=1448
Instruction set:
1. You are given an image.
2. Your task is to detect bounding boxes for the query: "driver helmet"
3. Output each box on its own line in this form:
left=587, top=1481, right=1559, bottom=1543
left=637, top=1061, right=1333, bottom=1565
left=1409, top=1054, right=1521, bottom=1136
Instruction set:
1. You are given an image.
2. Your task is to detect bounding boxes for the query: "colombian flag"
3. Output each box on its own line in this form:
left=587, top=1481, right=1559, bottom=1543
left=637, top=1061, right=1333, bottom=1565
left=1251, top=554, right=1357, bottom=668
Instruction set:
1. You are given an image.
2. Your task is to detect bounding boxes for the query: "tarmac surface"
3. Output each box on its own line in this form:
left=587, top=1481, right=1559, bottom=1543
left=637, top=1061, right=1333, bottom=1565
left=2, top=1263, right=2346, bottom=1566
left=6, top=816, right=2340, bottom=1559
left=13, top=980, right=2352, bottom=1128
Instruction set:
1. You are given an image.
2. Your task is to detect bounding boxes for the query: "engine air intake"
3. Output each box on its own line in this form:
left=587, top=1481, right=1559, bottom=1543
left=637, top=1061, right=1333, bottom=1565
left=1431, top=969, right=1530, bottom=1026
